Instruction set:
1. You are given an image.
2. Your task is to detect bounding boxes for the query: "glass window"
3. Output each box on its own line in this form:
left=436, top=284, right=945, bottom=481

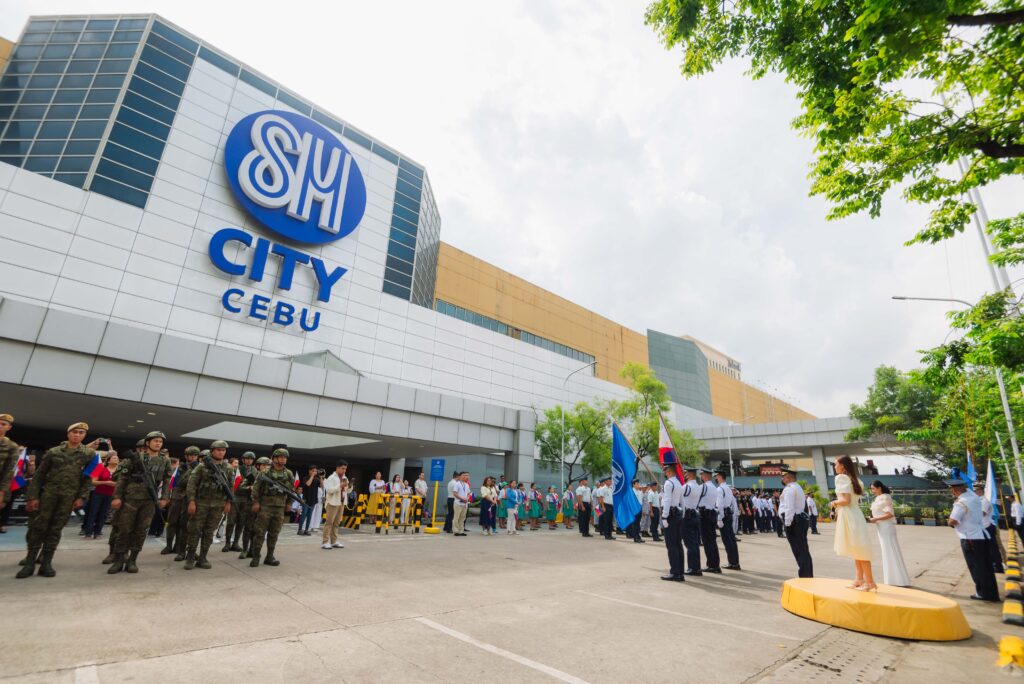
left=79, top=101, right=113, bottom=117
left=388, top=229, right=416, bottom=249
left=1, top=75, right=29, bottom=89
left=96, top=158, right=153, bottom=191
left=27, top=20, right=57, bottom=32
left=49, top=31, right=81, bottom=43
left=72, top=43, right=106, bottom=59
left=97, top=59, right=132, bottom=73
left=33, top=61, right=68, bottom=74
left=19, top=33, right=49, bottom=44
left=46, top=104, right=81, bottom=119
left=104, top=42, right=138, bottom=59
left=239, top=69, right=276, bottom=98
left=342, top=127, right=371, bottom=150
left=7, top=62, right=37, bottom=76
left=0, top=90, right=19, bottom=104
left=107, top=121, right=164, bottom=158
left=387, top=242, right=415, bottom=263
left=397, top=166, right=422, bottom=190
left=372, top=143, right=399, bottom=165
left=54, top=172, right=87, bottom=188
left=112, top=30, right=143, bottom=42
left=3, top=120, right=40, bottom=139
left=117, top=106, right=169, bottom=139
left=71, top=120, right=107, bottom=139
left=198, top=47, right=238, bottom=76
left=56, top=20, right=87, bottom=31
left=145, top=34, right=194, bottom=65
left=396, top=177, right=422, bottom=201
left=391, top=213, right=418, bottom=235
left=37, top=120, right=73, bottom=138
left=85, top=88, right=119, bottom=104
left=89, top=174, right=147, bottom=207
left=81, top=30, right=113, bottom=42
left=53, top=89, right=87, bottom=104
left=42, top=44, right=74, bottom=59
left=276, top=89, right=311, bottom=115
left=132, top=62, right=184, bottom=95
left=398, top=158, right=424, bottom=180
left=65, top=139, right=100, bottom=156
left=86, top=19, right=118, bottom=30
left=117, top=18, right=149, bottom=30
left=28, top=75, right=60, bottom=88
left=13, top=44, right=43, bottom=60
left=30, top=139, right=65, bottom=155
left=13, top=104, right=47, bottom=119
left=0, top=140, right=32, bottom=155
left=386, top=254, right=414, bottom=274
left=382, top=281, right=411, bottom=300
left=0, top=155, right=25, bottom=167
left=151, top=21, right=199, bottom=54
left=101, top=141, right=158, bottom=174
left=20, top=89, right=53, bottom=105
left=59, top=74, right=93, bottom=88
left=393, top=191, right=420, bottom=215
left=384, top=267, right=412, bottom=288
left=92, top=73, right=125, bottom=88
left=57, top=156, right=93, bottom=173
left=66, top=59, right=100, bottom=74
left=392, top=204, right=419, bottom=225
left=139, top=45, right=191, bottom=81
left=127, top=76, right=180, bottom=109
left=311, top=109, right=342, bottom=133
left=121, top=92, right=174, bottom=125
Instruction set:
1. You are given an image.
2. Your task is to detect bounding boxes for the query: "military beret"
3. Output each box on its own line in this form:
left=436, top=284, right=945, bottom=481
left=272, top=448, right=289, bottom=458
left=67, top=421, right=89, bottom=432
left=242, top=451, right=256, bottom=459
left=256, top=456, right=272, bottom=465
left=209, top=440, right=229, bottom=449
left=184, top=446, right=200, bottom=455
left=145, top=430, right=166, bottom=442
left=0, top=413, right=13, bottom=423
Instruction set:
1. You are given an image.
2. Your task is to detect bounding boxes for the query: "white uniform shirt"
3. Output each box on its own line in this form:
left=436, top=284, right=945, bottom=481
left=414, top=478, right=428, bottom=498
left=369, top=478, right=386, bottom=494
left=949, top=489, right=987, bottom=540
left=446, top=478, right=457, bottom=498
left=594, top=485, right=613, bottom=505
left=979, top=495, right=994, bottom=526
left=661, top=476, right=684, bottom=518
left=633, top=487, right=644, bottom=504
left=323, top=472, right=347, bottom=506
left=680, top=478, right=704, bottom=511
left=716, top=482, right=736, bottom=524
left=647, top=489, right=660, bottom=509
left=576, top=485, right=591, bottom=503
left=1013, top=500, right=1023, bottom=525
left=779, top=482, right=807, bottom=527
left=806, top=497, right=818, bottom=517
left=453, top=480, right=471, bottom=507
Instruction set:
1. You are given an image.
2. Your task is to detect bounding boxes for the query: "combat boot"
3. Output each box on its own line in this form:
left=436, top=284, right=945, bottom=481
left=107, top=553, right=125, bottom=574
left=101, top=550, right=117, bottom=564
left=184, top=550, right=196, bottom=570
left=37, top=550, right=56, bottom=578
left=263, top=545, right=280, bottom=566
left=238, top=547, right=249, bottom=559
left=196, top=546, right=212, bottom=569
left=125, top=550, right=139, bottom=574
left=249, top=551, right=261, bottom=568
left=161, top=531, right=175, bottom=555
left=16, top=548, right=39, bottom=578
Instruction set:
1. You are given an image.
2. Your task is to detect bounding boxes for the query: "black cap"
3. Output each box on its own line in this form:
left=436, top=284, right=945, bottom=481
left=943, top=478, right=966, bottom=487
left=683, top=465, right=697, bottom=472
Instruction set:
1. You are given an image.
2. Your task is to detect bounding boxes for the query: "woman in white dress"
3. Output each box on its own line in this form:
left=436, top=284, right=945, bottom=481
left=867, top=481, right=911, bottom=587
left=829, top=456, right=877, bottom=591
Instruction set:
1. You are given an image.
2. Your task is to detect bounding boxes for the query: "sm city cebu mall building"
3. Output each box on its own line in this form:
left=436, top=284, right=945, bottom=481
left=0, top=14, right=813, bottom=485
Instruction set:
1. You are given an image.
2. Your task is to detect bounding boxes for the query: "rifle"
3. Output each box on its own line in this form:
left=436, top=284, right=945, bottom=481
left=257, top=472, right=307, bottom=511
left=203, top=455, right=237, bottom=505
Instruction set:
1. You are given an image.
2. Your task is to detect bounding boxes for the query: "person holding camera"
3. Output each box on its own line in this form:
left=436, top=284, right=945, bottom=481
left=297, top=466, right=320, bottom=536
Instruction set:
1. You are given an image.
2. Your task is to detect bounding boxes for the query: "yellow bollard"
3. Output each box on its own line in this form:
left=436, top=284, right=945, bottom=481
left=1003, top=599, right=1024, bottom=626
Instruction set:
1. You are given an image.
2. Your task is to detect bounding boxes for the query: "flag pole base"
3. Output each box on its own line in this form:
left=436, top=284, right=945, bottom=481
left=423, top=526, right=441, bottom=534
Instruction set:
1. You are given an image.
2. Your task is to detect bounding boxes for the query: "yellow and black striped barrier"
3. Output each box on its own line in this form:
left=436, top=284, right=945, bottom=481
left=412, top=496, right=423, bottom=533
left=374, top=495, right=388, bottom=535
left=1003, top=530, right=1024, bottom=627
left=343, top=494, right=368, bottom=529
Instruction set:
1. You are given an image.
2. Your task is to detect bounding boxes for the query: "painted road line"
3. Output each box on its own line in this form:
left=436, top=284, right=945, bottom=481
left=577, top=591, right=803, bottom=641
left=414, top=617, right=589, bottom=684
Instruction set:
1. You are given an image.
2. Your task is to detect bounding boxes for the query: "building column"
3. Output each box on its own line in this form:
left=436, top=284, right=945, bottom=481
left=506, top=410, right=536, bottom=483
left=388, top=457, right=406, bottom=481
left=811, top=447, right=829, bottom=492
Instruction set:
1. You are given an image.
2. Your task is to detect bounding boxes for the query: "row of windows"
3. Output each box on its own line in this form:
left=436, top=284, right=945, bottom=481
left=382, top=158, right=426, bottom=302
left=2, top=58, right=135, bottom=76
left=433, top=300, right=597, bottom=365
left=13, top=41, right=140, bottom=61
left=24, top=18, right=148, bottom=33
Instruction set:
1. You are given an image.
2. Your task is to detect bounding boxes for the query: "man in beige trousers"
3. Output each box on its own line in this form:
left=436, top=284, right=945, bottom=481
left=321, top=460, right=348, bottom=549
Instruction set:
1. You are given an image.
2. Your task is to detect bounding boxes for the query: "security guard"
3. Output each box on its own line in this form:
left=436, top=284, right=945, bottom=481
left=947, top=478, right=999, bottom=601
left=184, top=441, right=234, bottom=570
left=227, top=451, right=256, bottom=554
left=108, top=431, right=172, bottom=574
left=169, top=446, right=201, bottom=560
left=698, top=467, right=722, bottom=573
left=250, top=449, right=296, bottom=567
left=17, top=422, right=96, bottom=578
left=714, top=470, right=741, bottom=570
left=660, top=464, right=685, bottom=581
left=680, top=465, right=703, bottom=576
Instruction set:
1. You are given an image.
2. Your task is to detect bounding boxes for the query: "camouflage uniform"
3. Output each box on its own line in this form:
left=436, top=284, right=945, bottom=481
left=17, top=438, right=93, bottom=578
left=250, top=454, right=295, bottom=567
left=185, top=449, right=234, bottom=569
left=108, top=436, right=171, bottom=574
left=227, top=454, right=256, bottom=555
left=0, top=435, right=19, bottom=497
left=163, top=454, right=196, bottom=556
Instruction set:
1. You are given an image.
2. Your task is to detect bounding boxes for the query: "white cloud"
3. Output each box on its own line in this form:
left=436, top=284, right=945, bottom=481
left=3, top=0, right=1020, bottom=418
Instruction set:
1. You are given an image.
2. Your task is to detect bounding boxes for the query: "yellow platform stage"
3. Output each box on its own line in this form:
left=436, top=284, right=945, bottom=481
left=781, top=578, right=971, bottom=641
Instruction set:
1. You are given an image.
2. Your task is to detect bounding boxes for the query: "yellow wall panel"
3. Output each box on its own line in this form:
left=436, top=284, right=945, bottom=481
left=0, top=38, right=13, bottom=74
left=709, top=369, right=816, bottom=423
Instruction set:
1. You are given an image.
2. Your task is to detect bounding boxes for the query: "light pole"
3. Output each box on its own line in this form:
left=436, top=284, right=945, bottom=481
left=726, top=415, right=755, bottom=487
left=561, top=360, right=598, bottom=495
left=892, top=295, right=1022, bottom=496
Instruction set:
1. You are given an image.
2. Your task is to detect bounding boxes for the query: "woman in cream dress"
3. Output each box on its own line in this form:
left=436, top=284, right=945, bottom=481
left=830, top=456, right=877, bottom=591
left=868, top=481, right=911, bottom=586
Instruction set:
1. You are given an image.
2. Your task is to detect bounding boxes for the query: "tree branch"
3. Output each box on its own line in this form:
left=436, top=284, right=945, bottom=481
left=947, top=9, right=1024, bottom=27
left=976, top=141, right=1024, bottom=158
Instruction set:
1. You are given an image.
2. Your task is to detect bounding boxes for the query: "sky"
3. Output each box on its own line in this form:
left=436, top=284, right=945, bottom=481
left=4, top=1, right=1021, bottom=419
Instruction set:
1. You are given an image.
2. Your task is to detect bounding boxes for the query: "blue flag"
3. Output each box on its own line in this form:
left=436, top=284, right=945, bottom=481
left=611, top=422, right=642, bottom=531
left=984, top=459, right=998, bottom=525
left=964, top=452, right=977, bottom=487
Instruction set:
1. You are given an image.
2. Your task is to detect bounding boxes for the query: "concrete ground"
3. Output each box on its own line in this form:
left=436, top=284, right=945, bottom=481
left=0, top=518, right=1014, bottom=683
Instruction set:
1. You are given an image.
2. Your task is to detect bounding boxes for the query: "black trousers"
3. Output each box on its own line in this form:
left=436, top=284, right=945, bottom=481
left=785, top=515, right=813, bottom=578
left=443, top=497, right=454, bottom=532
left=649, top=506, right=661, bottom=541
left=578, top=502, right=592, bottom=535
left=699, top=509, right=720, bottom=569
left=627, top=512, right=642, bottom=541
left=720, top=511, right=740, bottom=566
left=599, top=504, right=614, bottom=539
left=984, top=524, right=1003, bottom=571
left=681, top=512, right=702, bottom=571
left=773, top=514, right=784, bottom=537
left=663, top=512, right=684, bottom=577
left=809, top=514, right=819, bottom=534
left=962, top=538, right=999, bottom=600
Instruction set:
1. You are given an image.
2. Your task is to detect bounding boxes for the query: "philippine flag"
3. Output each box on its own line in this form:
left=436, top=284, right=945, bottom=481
left=82, top=452, right=102, bottom=478
left=658, top=413, right=685, bottom=482
left=9, top=448, right=28, bottom=491
left=169, top=467, right=179, bottom=492
left=233, top=470, right=242, bottom=492
left=294, top=473, right=301, bottom=489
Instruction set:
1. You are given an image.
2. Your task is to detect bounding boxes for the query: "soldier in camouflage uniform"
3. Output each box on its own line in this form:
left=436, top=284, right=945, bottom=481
left=17, top=422, right=97, bottom=578
left=108, top=431, right=172, bottom=574
left=170, top=446, right=201, bottom=560
left=102, top=439, right=144, bottom=565
left=225, top=451, right=256, bottom=555
left=184, top=441, right=234, bottom=570
left=0, top=413, right=20, bottom=509
left=250, top=449, right=296, bottom=567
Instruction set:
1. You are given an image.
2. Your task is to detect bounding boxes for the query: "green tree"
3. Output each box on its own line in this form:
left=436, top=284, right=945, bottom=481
left=846, top=365, right=939, bottom=452
left=920, top=289, right=1024, bottom=375
left=612, top=362, right=702, bottom=475
left=644, top=1, right=1024, bottom=257
left=534, top=401, right=612, bottom=485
